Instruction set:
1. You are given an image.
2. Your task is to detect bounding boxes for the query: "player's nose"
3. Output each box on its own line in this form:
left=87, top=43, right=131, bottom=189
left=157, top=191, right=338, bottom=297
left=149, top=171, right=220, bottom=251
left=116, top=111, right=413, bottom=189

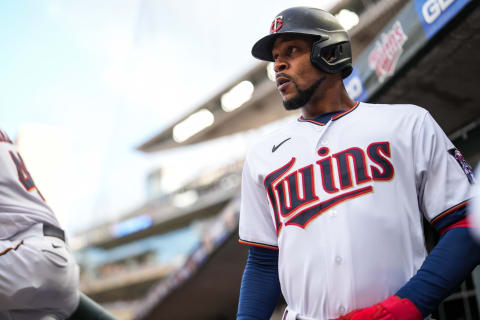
left=274, top=59, right=287, bottom=73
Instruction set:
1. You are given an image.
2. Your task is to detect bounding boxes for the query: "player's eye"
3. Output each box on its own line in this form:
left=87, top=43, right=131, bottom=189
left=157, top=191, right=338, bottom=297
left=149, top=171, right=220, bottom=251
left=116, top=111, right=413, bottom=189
left=287, top=46, right=297, bottom=56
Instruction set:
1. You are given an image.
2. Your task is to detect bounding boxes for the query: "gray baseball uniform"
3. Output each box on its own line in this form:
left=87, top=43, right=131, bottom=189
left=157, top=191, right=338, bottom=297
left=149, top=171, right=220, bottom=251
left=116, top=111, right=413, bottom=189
left=0, top=128, right=79, bottom=320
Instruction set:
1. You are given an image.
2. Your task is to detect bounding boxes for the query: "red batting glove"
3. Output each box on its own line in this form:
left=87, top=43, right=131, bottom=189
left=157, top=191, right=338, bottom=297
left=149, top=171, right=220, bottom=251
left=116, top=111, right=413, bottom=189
left=330, top=296, right=422, bottom=320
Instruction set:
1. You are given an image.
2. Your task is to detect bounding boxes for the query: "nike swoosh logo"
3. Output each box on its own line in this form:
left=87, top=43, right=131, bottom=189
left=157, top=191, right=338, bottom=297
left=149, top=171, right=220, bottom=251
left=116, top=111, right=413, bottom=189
left=272, top=138, right=291, bottom=153
left=52, top=243, right=62, bottom=249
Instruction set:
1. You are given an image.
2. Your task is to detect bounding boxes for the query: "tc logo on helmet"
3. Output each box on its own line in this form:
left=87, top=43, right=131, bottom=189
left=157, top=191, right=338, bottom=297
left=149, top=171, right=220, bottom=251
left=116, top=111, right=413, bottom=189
left=270, top=16, right=283, bottom=33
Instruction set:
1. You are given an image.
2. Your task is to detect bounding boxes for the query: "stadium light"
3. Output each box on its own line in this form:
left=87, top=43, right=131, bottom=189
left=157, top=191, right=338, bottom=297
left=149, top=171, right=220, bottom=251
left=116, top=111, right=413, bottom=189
left=172, top=190, right=199, bottom=208
left=173, top=109, right=214, bottom=143
left=221, top=80, right=254, bottom=112
left=335, top=9, right=359, bottom=31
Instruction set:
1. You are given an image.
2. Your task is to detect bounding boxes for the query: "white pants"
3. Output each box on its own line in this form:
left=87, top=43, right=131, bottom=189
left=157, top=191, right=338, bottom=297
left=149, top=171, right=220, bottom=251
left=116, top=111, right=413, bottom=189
left=282, top=306, right=436, bottom=320
left=0, top=224, right=79, bottom=320
left=282, top=306, right=316, bottom=320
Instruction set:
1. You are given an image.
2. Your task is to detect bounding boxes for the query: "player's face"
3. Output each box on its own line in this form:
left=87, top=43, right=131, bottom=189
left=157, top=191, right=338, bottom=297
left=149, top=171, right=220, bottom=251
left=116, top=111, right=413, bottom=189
left=272, top=35, right=326, bottom=110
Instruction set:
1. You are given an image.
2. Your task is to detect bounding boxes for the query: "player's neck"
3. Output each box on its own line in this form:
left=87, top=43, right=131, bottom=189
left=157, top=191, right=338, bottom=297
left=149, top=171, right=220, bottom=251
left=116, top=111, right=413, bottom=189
left=301, top=86, right=354, bottom=119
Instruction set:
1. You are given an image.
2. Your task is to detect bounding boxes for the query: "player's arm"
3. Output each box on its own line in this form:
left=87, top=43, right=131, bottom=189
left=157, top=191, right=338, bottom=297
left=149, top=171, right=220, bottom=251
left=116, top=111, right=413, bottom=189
left=334, top=209, right=480, bottom=320
left=237, top=246, right=281, bottom=320
left=333, top=207, right=480, bottom=320
left=333, top=111, right=480, bottom=320
left=393, top=111, right=480, bottom=316
left=395, top=206, right=480, bottom=316
left=237, top=152, right=281, bottom=320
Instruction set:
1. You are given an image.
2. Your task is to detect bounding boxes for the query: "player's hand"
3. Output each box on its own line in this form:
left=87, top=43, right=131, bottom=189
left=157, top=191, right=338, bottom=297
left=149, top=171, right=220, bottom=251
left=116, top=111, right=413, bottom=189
left=329, top=296, right=422, bottom=320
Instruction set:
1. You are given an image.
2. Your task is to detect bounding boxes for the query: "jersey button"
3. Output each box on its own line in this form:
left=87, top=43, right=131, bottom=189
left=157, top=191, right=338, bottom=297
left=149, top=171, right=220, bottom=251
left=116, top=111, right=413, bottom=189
left=335, top=256, right=343, bottom=264
left=338, top=306, right=346, bottom=314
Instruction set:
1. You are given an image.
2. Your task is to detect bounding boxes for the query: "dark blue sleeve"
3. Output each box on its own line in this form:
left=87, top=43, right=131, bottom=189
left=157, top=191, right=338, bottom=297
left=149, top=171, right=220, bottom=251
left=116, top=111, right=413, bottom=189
left=396, top=226, right=480, bottom=316
left=237, top=246, right=281, bottom=320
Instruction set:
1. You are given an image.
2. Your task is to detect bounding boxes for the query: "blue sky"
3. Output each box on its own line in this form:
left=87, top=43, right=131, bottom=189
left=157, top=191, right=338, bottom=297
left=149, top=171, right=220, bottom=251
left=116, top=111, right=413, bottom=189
left=0, top=0, right=337, bottom=235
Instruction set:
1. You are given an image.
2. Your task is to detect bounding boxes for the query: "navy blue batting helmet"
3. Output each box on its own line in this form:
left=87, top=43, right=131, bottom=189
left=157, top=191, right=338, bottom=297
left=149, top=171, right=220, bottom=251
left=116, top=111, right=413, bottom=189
left=252, top=7, right=353, bottom=78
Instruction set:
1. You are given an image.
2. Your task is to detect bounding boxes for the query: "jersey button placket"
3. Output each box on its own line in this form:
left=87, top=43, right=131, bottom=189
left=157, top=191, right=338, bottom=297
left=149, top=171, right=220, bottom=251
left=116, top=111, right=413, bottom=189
left=315, top=119, right=332, bottom=148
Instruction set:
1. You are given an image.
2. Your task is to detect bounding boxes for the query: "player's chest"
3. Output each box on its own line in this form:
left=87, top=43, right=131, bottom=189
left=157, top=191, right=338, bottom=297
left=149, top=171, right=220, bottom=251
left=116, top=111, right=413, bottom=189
left=258, top=127, right=412, bottom=204
left=257, top=125, right=413, bottom=226
left=261, top=123, right=406, bottom=177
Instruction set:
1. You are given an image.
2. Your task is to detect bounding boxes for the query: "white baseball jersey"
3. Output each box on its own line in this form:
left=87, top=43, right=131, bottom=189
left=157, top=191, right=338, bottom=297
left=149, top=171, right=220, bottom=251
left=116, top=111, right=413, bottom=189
left=239, top=102, right=471, bottom=319
left=0, top=129, right=59, bottom=239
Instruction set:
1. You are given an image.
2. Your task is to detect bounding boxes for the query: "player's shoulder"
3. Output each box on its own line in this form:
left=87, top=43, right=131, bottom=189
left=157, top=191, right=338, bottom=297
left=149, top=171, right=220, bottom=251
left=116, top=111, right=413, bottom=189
left=357, top=102, right=431, bottom=124
left=359, top=102, right=429, bottom=117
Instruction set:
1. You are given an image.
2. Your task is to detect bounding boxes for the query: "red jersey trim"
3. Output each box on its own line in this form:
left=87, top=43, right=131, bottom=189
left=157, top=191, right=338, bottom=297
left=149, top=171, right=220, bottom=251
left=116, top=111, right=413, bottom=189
left=238, top=239, right=279, bottom=250
left=431, top=200, right=469, bottom=225
left=331, top=101, right=360, bottom=120
left=297, top=101, right=360, bottom=126
left=440, top=217, right=472, bottom=235
left=0, top=129, right=13, bottom=144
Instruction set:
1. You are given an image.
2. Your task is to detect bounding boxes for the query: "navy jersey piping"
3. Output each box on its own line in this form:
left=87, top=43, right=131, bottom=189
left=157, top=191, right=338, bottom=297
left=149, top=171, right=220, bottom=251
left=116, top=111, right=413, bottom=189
left=297, top=101, right=360, bottom=126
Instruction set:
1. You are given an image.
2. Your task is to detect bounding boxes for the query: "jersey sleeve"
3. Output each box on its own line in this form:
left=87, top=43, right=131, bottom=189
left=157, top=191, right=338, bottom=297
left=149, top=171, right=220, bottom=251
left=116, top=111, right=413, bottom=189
left=239, top=152, right=278, bottom=250
left=414, top=111, right=472, bottom=231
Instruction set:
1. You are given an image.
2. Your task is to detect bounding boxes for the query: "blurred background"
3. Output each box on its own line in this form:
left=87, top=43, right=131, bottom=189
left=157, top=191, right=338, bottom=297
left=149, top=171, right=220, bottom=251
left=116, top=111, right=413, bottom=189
left=1, top=0, right=479, bottom=319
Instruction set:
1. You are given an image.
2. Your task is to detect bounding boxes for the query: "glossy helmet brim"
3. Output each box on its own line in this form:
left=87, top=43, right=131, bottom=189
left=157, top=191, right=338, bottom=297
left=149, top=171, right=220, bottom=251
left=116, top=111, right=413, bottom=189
left=252, top=31, right=325, bottom=62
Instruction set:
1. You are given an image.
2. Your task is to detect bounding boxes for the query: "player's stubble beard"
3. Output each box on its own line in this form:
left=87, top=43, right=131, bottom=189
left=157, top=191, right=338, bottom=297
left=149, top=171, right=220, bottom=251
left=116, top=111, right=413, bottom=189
left=282, top=76, right=326, bottom=110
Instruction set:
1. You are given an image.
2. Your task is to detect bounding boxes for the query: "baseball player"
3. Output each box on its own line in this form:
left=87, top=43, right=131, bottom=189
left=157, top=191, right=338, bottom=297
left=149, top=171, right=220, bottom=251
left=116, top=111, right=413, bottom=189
left=237, top=7, right=480, bottom=320
left=0, top=128, right=79, bottom=319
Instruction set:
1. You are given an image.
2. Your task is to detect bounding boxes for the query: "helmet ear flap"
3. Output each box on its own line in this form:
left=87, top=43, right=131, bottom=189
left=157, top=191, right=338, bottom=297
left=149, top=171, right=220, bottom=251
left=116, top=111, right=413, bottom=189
left=311, top=40, right=352, bottom=79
